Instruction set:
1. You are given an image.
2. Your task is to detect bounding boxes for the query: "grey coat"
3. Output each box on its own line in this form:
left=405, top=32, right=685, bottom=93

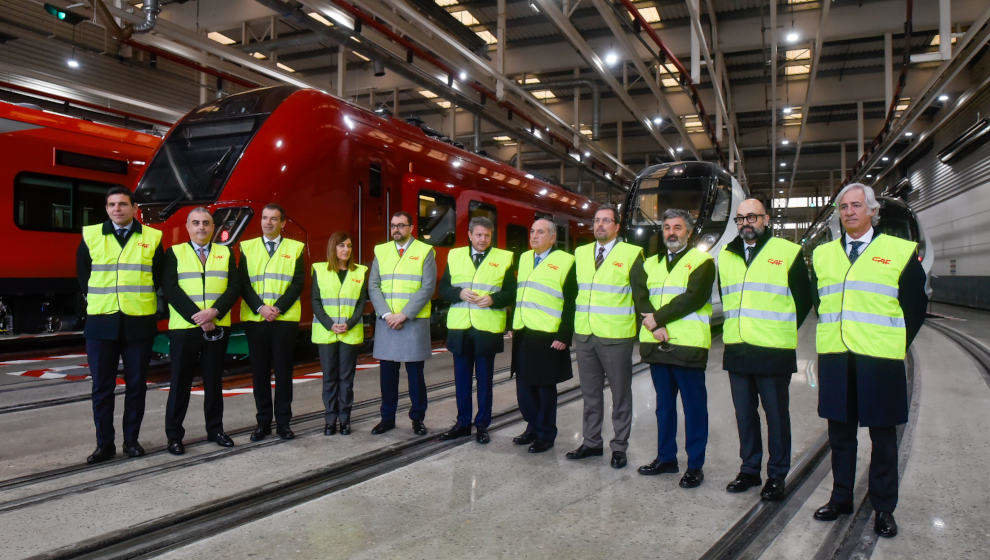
left=368, top=244, right=437, bottom=362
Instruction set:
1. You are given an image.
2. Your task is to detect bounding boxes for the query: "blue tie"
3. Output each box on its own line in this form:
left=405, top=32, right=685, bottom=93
left=534, top=254, right=542, bottom=267
left=849, top=241, right=864, bottom=263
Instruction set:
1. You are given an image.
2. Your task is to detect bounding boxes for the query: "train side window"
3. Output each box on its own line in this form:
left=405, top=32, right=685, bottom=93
left=368, top=162, right=382, bottom=197
left=555, top=224, right=567, bottom=250
left=710, top=177, right=731, bottom=225
left=505, top=224, right=528, bottom=255
left=418, top=191, right=456, bottom=246
left=13, top=172, right=119, bottom=232
left=469, top=200, right=497, bottom=243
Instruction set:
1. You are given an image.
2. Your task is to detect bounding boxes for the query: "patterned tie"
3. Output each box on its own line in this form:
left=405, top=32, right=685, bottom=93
left=595, top=246, right=605, bottom=270
left=398, top=247, right=405, bottom=257
left=198, top=247, right=208, bottom=266
left=473, top=252, right=484, bottom=267
left=266, top=241, right=276, bottom=257
left=534, top=254, right=542, bottom=267
left=848, top=241, right=863, bottom=263
left=745, top=246, right=753, bottom=265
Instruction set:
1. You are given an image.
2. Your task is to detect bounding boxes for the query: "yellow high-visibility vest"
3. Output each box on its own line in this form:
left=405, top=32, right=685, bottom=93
left=168, top=243, right=233, bottom=329
left=638, top=248, right=713, bottom=348
left=311, top=263, right=368, bottom=345
left=82, top=223, right=161, bottom=316
left=513, top=249, right=575, bottom=333
left=445, top=246, right=513, bottom=333
left=813, top=234, right=917, bottom=360
left=719, top=237, right=801, bottom=349
left=373, top=238, right=433, bottom=319
left=574, top=241, right=642, bottom=338
left=239, top=236, right=305, bottom=322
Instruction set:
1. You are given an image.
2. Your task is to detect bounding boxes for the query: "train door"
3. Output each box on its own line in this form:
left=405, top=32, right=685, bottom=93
left=359, top=159, right=388, bottom=265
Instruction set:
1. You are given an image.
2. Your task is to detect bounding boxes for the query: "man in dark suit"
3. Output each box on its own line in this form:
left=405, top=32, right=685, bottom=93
left=161, top=207, right=239, bottom=455
left=811, top=183, right=927, bottom=539
left=77, top=186, right=164, bottom=463
left=438, top=216, right=517, bottom=444
left=510, top=219, right=577, bottom=453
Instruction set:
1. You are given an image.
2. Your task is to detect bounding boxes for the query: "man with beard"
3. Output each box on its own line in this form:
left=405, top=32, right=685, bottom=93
left=368, top=211, right=436, bottom=436
left=631, top=208, right=715, bottom=488
left=567, top=205, right=644, bottom=469
left=717, top=198, right=811, bottom=500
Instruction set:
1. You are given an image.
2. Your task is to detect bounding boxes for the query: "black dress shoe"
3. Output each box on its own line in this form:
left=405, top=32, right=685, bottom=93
left=86, top=444, right=116, bottom=464
left=813, top=502, right=854, bottom=521
left=512, top=432, right=536, bottom=445
left=250, top=425, right=271, bottom=442
left=528, top=440, right=554, bottom=453
left=565, top=444, right=604, bottom=460
left=438, top=425, right=471, bottom=441
left=412, top=421, right=428, bottom=436
left=610, top=451, right=627, bottom=469
left=324, top=423, right=337, bottom=436
left=637, top=459, right=679, bottom=476
left=339, top=423, right=351, bottom=435
left=371, top=420, right=395, bottom=435
left=874, top=511, right=897, bottom=538
left=167, top=440, right=185, bottom=455
left=726, top=472, right=762, bottom=493
left=123, top=442, right=145, bottom=458
left=208, top=432, right=235, bottom=447
left=276, top=427, right=295, bottom=440
left=475, top=430, right=490, bottom=444
left=760, top=478, right=786, bottom=501
left=679, top=468, right=705, bottom=488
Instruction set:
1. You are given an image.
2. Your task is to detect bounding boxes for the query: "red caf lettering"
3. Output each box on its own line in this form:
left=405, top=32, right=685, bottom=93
left=137, top=242, right=150, bottom=248
left=767, top=258, right=783, bottom=266
left=613, top=262, right=624, bottom=268
left=872, top=256, right=891, bottom=265
left=547, top=264, right=559, bottom=270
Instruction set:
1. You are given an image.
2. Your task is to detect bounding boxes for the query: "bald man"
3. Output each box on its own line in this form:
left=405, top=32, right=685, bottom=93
left=717, top=198, right=811, bottom=501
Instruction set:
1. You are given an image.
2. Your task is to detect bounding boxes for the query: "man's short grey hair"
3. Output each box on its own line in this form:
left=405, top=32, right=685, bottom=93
left=661, top=208, right=695, bottom=229
left=532, top=218, right=557, bottom=240
left=835, top=182, right=881, bottom=225
left=186, top=206, right=212, bottom=221
left=468, top=216, right=494, bottom=233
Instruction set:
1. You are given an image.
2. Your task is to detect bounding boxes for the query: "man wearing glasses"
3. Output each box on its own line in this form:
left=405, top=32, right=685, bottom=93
left=717, top=198, right=811, bottom=500
left=368, top=211, right=436, bottom=436
left=631, top=208, right=715, bottom=488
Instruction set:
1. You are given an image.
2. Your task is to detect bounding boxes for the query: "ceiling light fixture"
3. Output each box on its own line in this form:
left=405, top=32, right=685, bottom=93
left=785, top=31, right=800, bottom=43
left=604, top=51, right=619, bottom=66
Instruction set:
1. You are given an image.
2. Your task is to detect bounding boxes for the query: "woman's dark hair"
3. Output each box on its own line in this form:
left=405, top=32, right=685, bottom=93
left=326, top=231, right=355, bottom=271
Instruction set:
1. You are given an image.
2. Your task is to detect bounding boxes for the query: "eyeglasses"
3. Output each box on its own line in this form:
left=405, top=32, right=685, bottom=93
left=593, top=217, right=616, bottom=224
left=389, top=223, right=411, bottom=229
left=733, top=214, right=766, bottom=225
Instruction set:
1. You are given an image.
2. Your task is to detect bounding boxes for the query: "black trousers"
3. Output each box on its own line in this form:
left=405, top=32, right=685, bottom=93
left=246, top=321, right=298, bottom=429
left=516, top=379, right=558, bottom=443
left=317, top=342, right=359, bottom=425
left=728, top=372, right=792, bottom=479
left=86, top=336, right=153, bottom=447
left=165, top=328, right=229, bottom=441
left=827, top=359, right=899, bottom=513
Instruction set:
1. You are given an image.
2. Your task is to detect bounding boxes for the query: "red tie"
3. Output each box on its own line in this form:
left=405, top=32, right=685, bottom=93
left=398, top=248, right=405, bottom=257
left=198, top=247, right=208, bottom=266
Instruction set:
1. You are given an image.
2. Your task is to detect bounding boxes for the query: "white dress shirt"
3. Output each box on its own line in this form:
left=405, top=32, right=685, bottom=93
left=844, top=227, right=874, bottom=256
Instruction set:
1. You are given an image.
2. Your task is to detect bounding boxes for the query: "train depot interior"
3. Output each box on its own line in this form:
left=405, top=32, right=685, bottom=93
left=2, top=1, right=990, bottom=559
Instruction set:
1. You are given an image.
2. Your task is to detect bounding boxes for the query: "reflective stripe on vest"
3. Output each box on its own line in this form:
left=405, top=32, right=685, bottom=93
left=574, top=241, right=642, bottom=338
left=82, top=223, right=161, bottom=316
left=311, top=263, right=368, bottom=345
left=238, top=237, right=305, bottom=322
left=373, top=238, right=433, bottom=319
left=718, top=237, right=801, bottom=349
left=446, top=246, right=513, bottom=333
left=168, top=243, right=232, bottom=330
left=512, top=249, right=575, bottom=333
left=813, top=234, right=917, bottom=360
left=638, top=248, right=713, bottom=348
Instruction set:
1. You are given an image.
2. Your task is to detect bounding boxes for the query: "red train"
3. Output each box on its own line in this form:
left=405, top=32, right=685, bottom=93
left=132, top=85, right=598, bottom=346
left=0, top=100, right=161, bottom=334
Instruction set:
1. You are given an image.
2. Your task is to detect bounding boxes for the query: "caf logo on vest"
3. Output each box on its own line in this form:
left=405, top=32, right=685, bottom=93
left=613, top=261, right=624, bottom=268
left=488, top=262, right=500, bottom=267
left=213, top=254, right=224, bottom=260
left=280, top=253, right=292, bottom=259
left=684, top=263, right=693, bottom=270
left=137, top=242, right=149, bottom=248
left=408, top=255, right=420, bottom=260
left=872, top=256, right=892, bottom=265
left=547, top=264, right=559, bottom=270
left=351, top=278, right=361, bottom=283
left=767, top=258, right=783, bottom=266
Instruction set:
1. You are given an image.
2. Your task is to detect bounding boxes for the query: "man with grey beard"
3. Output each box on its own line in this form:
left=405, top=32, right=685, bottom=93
left=717, top=198, right=811, bottom=501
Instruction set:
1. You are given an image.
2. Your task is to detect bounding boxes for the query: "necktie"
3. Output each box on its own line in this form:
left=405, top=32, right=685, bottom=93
left=116, top=228, right=128, bottom=243
left=473, top=252, right=483, bottom=267
left=848, top=240, right=863, bottom=263
left=745, top=247, right=753, bottom=265
left=398, top=247, right=405, bottom=257
left=266, top=241, right=275, bottom=257
left=198, top=247, right=208, bottom=266
left=595, top=246, right=605, bottom=270
left=534, top=254, right=542, bottom=267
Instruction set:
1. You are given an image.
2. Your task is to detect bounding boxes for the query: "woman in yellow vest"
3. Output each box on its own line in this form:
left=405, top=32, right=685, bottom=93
left=311, top=232, right=368, bottom=436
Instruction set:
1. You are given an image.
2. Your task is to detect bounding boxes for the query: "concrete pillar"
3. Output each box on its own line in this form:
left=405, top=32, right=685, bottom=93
left=840, top=142, right=847, bottom=179
left=336, top=49, right=346, bottom=97
left=939, top=0, right=951, bottom=60
left=473, top=113, right=481, bottom=152
left=496, top=0, right=506, bottom=101
left=690, top=0, right=701, bottom=83
left=856, top=101, right=864, bottom=160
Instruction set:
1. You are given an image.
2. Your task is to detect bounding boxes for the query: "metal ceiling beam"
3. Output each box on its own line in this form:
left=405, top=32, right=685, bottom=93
left=769, top=0, right=778, bottom=194
left=535, top=0, right=687, bottom=164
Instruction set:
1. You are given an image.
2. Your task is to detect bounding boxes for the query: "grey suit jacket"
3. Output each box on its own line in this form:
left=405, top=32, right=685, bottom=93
left=368, top=244, right=437, bottom=362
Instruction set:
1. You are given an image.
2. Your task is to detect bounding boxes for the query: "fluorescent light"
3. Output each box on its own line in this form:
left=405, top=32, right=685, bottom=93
left=675, top=146, right=684, bottom=153
left=780, top=162, right=787, bottom=167
left=530, top=89, right=557, bottom=100
left=418, top=89, right=438, bottom=99
left=604, top=51, right=619, bottom=66
left=785, top=31, right=800, bottom=43
left=276, top=62, right=295, bottom=73
left=492, top=135, right=511, bottom=142
left=435, top=0, right=460, bottom=6
left=208, top=32, right=236, bottom=45
left=905, top=131, right=914, bottom=137
left=938, top=94, right=949, bottom=102
left=353, top=52, right=370, bottom=62
left=781, top=139, right=790, bottom=145
left=449, top=9, right=480, bottom=26
left=882, top=156, right=890, bottom=162
left=307, top=12, right=334, bottom=27
left=636, top=7, right=661, bottom=23
left=476, top=30, right=497, bottom=45
left=320, top=6, right=355, bottom=29
left=782, top=106, right=793, bottom=115
left=251, top=52, right=267, bottom=59
left=778, top=177, right=786, bottom=182
left=66, top=58, right=80, bottom=68
left=652, top=116, right=663, bottom=125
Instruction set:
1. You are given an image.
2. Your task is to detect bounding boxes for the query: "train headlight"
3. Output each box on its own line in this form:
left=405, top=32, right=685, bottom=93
left=212, top=206, right=254, bottom=246
left=695, top=232, right=720, bottom=253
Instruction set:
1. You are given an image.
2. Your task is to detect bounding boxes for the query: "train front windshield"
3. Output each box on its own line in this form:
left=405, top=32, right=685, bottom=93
left=627, top=164, right=731, bottom=255
left=878, top=199, right=926, bottom=260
